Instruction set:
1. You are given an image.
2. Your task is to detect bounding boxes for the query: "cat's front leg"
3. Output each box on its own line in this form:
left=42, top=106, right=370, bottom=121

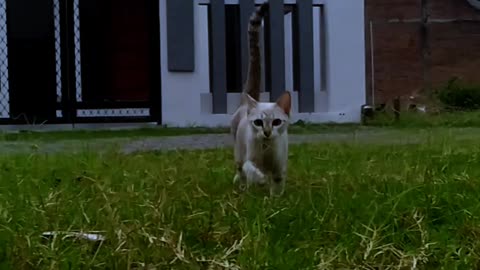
left=271, top=172, right=286, bottom=197
left=233, top=163, right=247, bottom=190
left=270, top=140, right=288, bottom=196
left=271, top=146, right=288, bottom=196
left=242, top=160, right=266, bottom=185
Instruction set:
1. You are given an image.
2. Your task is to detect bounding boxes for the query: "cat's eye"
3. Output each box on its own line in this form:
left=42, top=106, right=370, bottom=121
left=272, top=119, right=282, bottom=126
left=253, top=119, right=263, bottom=127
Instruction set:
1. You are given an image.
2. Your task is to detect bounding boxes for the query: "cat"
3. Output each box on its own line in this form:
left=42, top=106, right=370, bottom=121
left=230, top=2, right=292, bottom=196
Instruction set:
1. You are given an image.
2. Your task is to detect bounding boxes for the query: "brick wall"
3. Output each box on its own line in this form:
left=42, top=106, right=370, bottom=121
left=365, top=0, right=480, bottom=104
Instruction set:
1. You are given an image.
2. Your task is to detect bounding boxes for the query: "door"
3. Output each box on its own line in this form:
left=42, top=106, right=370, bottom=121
left=6, top=0, right=57, bottom=123
left=75, top=0, right=160, bottom=122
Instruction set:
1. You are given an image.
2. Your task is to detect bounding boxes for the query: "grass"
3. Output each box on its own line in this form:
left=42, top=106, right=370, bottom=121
left=1, top=130, right=480, bottom=269
left=0, top=125, right=357, bottom=142
left=0, top=127, right=230, bottom=142
left=366, top=110, right=480, bottom=128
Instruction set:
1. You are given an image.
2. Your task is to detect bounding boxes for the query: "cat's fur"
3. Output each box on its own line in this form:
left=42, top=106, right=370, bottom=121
left=231, top=2, right=291, bottom=196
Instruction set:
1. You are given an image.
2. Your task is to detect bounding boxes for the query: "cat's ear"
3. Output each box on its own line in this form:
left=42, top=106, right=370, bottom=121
left=276, top=91, right=291, bottom=116
left=241, top=93, right=258, bottom=108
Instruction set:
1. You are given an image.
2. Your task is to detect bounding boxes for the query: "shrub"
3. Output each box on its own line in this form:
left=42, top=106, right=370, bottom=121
left=437, top=77, right=480, bottom=110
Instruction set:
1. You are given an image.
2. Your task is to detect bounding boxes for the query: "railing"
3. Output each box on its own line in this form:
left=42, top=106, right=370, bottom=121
left=166, top=0, right=325, bottom=114
left=160, top=0, right=366, bottom=127
left=0, top=0, right=161, bottom=125
left=0, top=0, right=365, bottom=127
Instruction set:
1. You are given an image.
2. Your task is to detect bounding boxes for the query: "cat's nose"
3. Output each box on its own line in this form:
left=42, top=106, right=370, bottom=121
left=263, top=130, right=271, bottom=138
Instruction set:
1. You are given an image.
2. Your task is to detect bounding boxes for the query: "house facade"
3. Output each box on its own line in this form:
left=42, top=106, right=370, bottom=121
left=0, top=0, right=365, bottom=127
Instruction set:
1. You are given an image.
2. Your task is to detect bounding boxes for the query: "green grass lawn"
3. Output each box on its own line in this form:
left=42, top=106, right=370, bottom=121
left=0, top=124, right=368, bottom=143
left=1, top=129, right=480, bottom=269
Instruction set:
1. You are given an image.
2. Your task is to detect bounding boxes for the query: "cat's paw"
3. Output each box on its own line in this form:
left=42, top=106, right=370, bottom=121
left=246, top=168, right=266, bottom=185
left=270, top=177, right=285, bottom=197
left=233, top=173, right=247, bottom=191
left=242, top=161, right=266, bottom=185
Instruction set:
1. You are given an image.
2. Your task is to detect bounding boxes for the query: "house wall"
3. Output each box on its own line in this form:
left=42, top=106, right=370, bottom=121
left=160, top=0, right=366, bottom=127
left=365, top=0, right=480, bottom=104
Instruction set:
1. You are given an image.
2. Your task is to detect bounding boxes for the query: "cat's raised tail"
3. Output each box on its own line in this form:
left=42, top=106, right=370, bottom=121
left=244, top=2, right=269, bottom=101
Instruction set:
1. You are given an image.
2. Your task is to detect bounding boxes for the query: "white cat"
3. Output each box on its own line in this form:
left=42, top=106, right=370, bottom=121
left=231, top=2, right=291, bottom=196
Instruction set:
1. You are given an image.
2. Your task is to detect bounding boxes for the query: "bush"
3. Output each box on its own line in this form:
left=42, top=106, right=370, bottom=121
left=437, top=77, right=480, bottom=110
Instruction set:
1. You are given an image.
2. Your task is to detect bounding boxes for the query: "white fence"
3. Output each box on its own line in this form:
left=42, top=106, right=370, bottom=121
left=160, top=0, right=366, bottom=127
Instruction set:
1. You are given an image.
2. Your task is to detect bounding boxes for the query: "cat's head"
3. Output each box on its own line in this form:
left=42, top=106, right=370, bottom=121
left=243, top=91, right=291, bottom=140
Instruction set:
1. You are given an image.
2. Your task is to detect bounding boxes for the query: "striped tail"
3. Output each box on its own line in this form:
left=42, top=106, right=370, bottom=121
left=243, top=2, right=268, bottom=101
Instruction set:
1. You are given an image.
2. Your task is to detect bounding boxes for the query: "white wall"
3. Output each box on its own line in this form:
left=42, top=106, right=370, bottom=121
left=160, top=0, right=365, bottom=127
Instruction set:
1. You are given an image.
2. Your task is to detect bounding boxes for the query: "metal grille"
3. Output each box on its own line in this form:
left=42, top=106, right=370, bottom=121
left=53, top=0, right=62, bottom=118
left=73, top=0, right=82, bottom=102
left=0, top=0, right=9, bottom=118
left=71, top=0, right=152, bottom=120
left=77, top=108, right=150, bottom=118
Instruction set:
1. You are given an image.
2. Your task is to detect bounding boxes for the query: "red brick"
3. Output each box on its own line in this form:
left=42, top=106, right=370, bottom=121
left=365, top=0, right=480, bottom=103
left=366, top=0, right=421, bottom=21
left=428, top=0, right=480, bottom=20
left=368, top=23, right=423, bottom=103
left=428, top=22, right=480, bottom=87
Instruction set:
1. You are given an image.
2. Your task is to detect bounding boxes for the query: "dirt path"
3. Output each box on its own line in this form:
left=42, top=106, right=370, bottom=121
left=121, top=131, right=405, bottom=153
left=0, top=127, right=478, bottom=155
